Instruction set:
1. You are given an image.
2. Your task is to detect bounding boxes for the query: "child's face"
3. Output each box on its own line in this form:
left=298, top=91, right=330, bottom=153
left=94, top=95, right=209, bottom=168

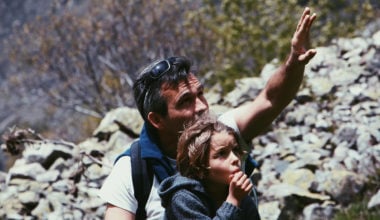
left=206, top=131, right=241, bottom=185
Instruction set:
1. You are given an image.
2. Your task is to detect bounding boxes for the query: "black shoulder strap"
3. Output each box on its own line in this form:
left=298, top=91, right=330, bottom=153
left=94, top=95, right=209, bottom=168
left=130, top=141, right=154, bottom=220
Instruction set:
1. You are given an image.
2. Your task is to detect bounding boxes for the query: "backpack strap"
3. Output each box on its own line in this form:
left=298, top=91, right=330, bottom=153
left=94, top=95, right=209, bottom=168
left=244, top=154, right=258, bottom=176
left=130, top=141, right=154, bottom=220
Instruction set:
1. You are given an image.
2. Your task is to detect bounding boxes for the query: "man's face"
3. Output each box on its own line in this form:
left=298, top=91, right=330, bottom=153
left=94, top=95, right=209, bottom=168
left=159, top=74, right=209, bottom=137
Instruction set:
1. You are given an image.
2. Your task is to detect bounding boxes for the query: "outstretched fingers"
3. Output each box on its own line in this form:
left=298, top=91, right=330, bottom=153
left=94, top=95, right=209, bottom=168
left=296, top=7, right=311, bottom=32
left=298, top=8, right=316, bottom=32
left=291, top=7, right=317, bottom=61
left=305, top=12, right=317, bottom=34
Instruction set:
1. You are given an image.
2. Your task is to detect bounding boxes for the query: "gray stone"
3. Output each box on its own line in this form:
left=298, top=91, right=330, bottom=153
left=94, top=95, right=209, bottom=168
left=31, top=198, right=52, bottom=218
left=331, top=124, right=357, bottom=148
left=260, top=59, right=279, bottom=82
left=308, top=77, right=334, bottom=97
left=35, top=169, right=60, bottom=182
left=357, top=145, right=380, bottom=176
left=93, top=106, right=143, bottom=138
left=223, top=77, right=264, bottom=107
left=368, top=189, right=380, bottom=209
left=18, top=191, right=39, bottom=204
left=333, top=37, right=371, bottom=53
left=343, top=156, right=358, bottom=171
left=373, top=30, right=380, bottom=47
left=51, top=179, right=72, bottom=192
left=303, top=203, right=338, bottom=220
left=329, top=66, right=363, bottom=87
left=84, top=163, right=108, bottom=181
left=204, top=83, right=223, bottom=105
left=266, top=183, right=330, bottom=201
left=333, top=143, right=349, bottom=162
left=23, top=143, right=73, bottom=169
left=49, top=157, right=69, bottom=172
left=258, top=201, right=281, bottom=220
left=306, top=46, right=339, bottom=74
left=280, top=168, right=315, bottom=190
left=315, top=170, right=365, bottom=205
left=8, top=162, right=46, bottom=180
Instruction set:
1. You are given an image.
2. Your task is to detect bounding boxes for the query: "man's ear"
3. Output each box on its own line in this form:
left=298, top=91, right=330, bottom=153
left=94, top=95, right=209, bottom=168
left=147, top=112, right=164, bottom=129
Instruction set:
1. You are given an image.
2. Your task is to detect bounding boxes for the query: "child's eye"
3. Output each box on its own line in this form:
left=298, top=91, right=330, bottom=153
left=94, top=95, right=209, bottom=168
left=232, top=147, right=243, bottom=156
left=215, top=150, right=228, bottom=158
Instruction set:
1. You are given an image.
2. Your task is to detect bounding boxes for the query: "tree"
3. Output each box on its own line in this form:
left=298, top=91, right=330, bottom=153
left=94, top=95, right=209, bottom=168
left=8, top=0, right=207, bottom=118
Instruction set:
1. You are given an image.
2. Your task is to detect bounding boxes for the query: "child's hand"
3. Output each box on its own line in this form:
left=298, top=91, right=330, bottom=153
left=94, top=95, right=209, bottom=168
left=226, top=171, right=253, bottom=207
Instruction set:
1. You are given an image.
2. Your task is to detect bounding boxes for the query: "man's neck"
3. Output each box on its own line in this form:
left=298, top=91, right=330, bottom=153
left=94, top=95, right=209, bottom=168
left=157, top=132, right=178, bottom=159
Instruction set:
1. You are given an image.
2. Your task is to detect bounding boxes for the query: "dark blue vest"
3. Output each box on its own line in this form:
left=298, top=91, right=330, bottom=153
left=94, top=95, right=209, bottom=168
left=115, top=123, right=176, bottom=182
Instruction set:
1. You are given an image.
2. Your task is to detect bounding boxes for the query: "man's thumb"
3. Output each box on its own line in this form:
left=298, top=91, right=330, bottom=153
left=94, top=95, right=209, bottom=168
left=299, top=49, right=317, bottom=63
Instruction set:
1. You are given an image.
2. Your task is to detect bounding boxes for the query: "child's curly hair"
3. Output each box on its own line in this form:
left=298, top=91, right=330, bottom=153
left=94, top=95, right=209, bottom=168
left=177, top=113, right=243, bottom=180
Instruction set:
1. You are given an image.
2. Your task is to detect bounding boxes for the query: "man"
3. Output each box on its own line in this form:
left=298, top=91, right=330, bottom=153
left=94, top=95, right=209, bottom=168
left=99, top=7, right=317, bottom=220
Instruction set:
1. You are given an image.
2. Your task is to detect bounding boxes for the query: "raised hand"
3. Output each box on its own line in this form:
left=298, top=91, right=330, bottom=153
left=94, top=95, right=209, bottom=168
left=291, top=7, right=317, bottom=64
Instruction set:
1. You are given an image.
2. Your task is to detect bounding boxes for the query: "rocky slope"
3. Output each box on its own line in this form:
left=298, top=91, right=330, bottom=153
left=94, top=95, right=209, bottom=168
left=1, top=32, right=380, bottom=219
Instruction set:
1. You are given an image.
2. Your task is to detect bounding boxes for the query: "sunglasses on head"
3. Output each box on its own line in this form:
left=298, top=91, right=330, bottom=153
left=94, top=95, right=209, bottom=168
left=149, top=58, right=174, bottom=79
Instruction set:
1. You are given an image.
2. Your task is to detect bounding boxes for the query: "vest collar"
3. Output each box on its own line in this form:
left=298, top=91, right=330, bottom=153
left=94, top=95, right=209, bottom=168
left=139, top=123, right=165, bottom=159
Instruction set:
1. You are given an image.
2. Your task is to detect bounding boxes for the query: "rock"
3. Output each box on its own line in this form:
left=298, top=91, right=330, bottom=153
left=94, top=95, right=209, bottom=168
left=333, top=143, right=349, bottom=162
left=258, top=201, right=281, bottom=220
left=266, top=183, right=330, bottom=201
left=93, top=106, right=143, bottom=139
left=314, top=170, right=365, bottom=206
left=18, top=191, right=39, bottom=205
left=357, top=144, right=380, bottom=177
left=31, top=198, right=52, bottom=218
left=204, top=83, right=223, bottom=105
left=8, top=162, right=46, bottom=180
left=331, top=124, right=357, bottom=148
left=280, top=168, right=315, bottom=190
left=51, top=179, right=73, bottom=193
left=303, top=203, right=338, bottom=220
left=308, top=77, right=334, bottom=97
left=368, top=189, right=380, bottom=209
left=333, top=37, right=371, bottom=53
left=223, top=77, right=264, bottom=107
left=373, top=30, right=380, bottom=47
left=35, top=170, right=60, bottom=183
left=23, top=142, right=73, bottom=169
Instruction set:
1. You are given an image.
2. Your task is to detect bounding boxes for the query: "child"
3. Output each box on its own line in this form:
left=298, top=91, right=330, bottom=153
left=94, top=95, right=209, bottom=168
left=159, top=114, right=260, bottom=219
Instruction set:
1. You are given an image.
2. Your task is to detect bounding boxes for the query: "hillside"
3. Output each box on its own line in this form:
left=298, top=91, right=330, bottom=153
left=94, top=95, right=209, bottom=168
left=1, top=1, right=379, bottom=148
left=0, top=31, right=379, bottom=219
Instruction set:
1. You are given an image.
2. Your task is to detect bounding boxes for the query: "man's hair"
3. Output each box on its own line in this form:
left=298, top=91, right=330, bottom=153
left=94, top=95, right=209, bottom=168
left=177, top=113, right=243, bottom=180
left=133, top=56, right=192, bottom=135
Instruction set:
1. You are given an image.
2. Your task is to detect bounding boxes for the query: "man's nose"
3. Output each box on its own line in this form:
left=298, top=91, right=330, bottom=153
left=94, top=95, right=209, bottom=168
left=195, top=97, right=208, bottom=113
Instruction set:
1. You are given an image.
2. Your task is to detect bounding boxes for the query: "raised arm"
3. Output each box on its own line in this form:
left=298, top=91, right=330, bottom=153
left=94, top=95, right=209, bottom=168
left=233, top=7, right=317, bottom=141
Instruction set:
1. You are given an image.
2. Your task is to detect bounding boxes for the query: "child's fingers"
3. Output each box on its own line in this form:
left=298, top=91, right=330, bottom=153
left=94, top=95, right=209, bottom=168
left=230, top=171, right=244, bottom=182
left=242, top=178, right=253, bottom=192
left=233, top=172, right=250, bottom=187
left=238, top=176, right=250, bottom=188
